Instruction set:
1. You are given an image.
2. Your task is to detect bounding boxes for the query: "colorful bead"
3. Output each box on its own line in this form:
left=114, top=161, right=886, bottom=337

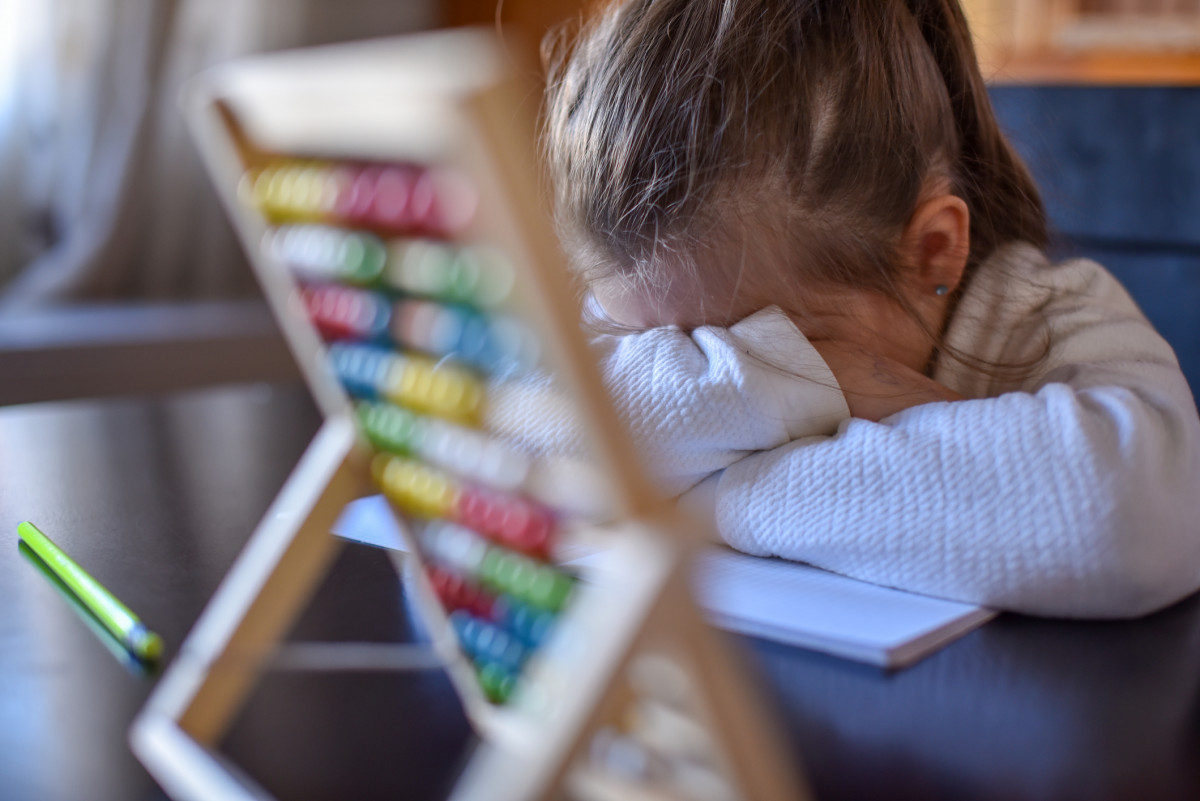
left=449, top=610, right=527, bottom=674
left=380, top=354, right=483, bottom=424
left=384, top=241, right=514, bottom=308
left=391, top=299, right=484, bottom=366
left=357, top=401, right=422, bottom=455
left=328, top=343, right=398, bottom=398
left=390, top=299, right=538, bottom=375
left=384, top=239, right=456, bottom=297
left=370, top=166, right=417, bottom=230
left=244, top=162, right=333, bottom=222
left=240, top=159, right=582, bottom=713
left=421, top=519, right=490, bottom=578
left=401, top=167, right=476, bottom=234
left=417, top=417, right=530, bottom=491
left=333, top=165, right=376, bottom=224
left=476, top=659, right=518, bottom=704
left=457, top=485, right=555, bottom=560
left=372, top=454, right=459, bottom=519
left=425, top=564, right=497, bottom=619
left=478, top=548, right=573, bottom=613
left=359, top=400, right=531, bottom=490
left=492, top=595, right=557, bottom=648
left=244, top=160, right=477, bottom=234
left=268, top=224, right=386, bottom=285
left=327, top=164, right=479, bottom=235
left=524, top=565, right=574, bottom=612
left=447, top=246, right=516, bottom=307
left=319, top=167, right=353, bottom=215
left=486, top=315, right=541, bottom=375
left=302, top=285, right=391, bottom=341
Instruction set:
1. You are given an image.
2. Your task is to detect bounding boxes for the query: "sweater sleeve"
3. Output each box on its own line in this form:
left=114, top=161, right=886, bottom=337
left=484, top=307, right=849, bottom=496
left=591, top=308, right=850, bottom=495
left=690, top=253, right=1200, bottom=618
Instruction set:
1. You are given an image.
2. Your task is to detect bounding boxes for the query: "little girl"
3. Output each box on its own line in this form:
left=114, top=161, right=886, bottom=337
left=514, top=0, right=1200, bottom=617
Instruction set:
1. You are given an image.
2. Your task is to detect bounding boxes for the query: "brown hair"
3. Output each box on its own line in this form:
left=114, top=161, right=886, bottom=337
left=542, top=0, right=1047, bottom=342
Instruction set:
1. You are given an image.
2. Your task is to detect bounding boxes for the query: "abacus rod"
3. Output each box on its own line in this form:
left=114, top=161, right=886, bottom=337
left=462, top=82, right=665, bottom=522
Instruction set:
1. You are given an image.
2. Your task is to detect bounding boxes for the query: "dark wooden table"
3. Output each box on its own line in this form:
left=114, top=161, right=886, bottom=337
left=3, top=383, right=1200, bottom=801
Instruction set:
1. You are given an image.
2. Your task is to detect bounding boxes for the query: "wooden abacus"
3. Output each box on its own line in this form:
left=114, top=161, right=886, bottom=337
left=130, top=29, right=807, bottom=801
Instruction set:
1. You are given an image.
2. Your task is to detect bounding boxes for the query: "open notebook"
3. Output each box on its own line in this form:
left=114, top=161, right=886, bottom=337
left=335, top=495, right=994, bottom=668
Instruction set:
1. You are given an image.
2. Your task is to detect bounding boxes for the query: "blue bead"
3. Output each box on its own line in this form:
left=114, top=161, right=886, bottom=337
left=329, top=342, right=396, bottom=398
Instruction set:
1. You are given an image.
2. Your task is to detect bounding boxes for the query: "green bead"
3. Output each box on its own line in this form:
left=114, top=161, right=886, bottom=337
left=477, top=660, right=516, bottom=704
left=341, top=232, right=387, bottom=284
left=446, top=251, right=480, bottom=303
left=478, top=548, right=504, bottom=587
left=526, top=568, right=573, bottom=613
left=358, top=401, right=421, bottom=455
left=508, top=559, right=537, bottom=597
left=491, top=553, right=520, bottom=594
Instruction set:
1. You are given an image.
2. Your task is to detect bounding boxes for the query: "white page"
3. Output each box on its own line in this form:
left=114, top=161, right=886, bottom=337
left=332, top=495, right=994, bottom=668
left=695, top=548, right=994, bottom=667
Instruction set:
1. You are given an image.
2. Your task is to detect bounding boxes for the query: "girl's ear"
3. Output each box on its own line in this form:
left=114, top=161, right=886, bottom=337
left=901, top=193, right=970, bottom=296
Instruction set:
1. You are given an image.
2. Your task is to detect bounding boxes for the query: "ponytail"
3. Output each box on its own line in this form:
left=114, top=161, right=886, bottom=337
left=907, top=0, right=1049, bottom=271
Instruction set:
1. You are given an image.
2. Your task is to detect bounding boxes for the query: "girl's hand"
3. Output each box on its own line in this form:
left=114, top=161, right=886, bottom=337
left=810, top=340, right=964, bottom=422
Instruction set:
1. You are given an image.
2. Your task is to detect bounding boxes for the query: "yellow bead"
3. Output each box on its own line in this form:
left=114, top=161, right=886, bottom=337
left=293, top=166, right=327, bottom=216
left=320, top=168, right=349, bottom=216
left=384, top=356, right=482, bottom=425
left=263, top=169, right=292, bottom=215
left=277, top=167, right=302, bottom=212
left=375, top=454, right=458, bottom=518
left=247, top=167, right=276, bottom=210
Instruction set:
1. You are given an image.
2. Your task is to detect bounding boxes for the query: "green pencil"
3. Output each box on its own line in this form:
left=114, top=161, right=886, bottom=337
left=17, top=521, right=163, bottom=663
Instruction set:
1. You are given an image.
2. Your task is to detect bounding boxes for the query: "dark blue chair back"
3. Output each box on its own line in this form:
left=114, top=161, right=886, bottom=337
left=990, top=86, right=1200, bottom=406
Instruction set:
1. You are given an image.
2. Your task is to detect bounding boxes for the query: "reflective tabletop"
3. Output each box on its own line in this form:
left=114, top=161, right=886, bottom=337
left=2, top=382, right=1198, bottom=801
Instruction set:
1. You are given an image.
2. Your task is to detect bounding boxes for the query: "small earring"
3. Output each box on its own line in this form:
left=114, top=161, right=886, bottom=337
left=934, top=284, right=949, bottom=296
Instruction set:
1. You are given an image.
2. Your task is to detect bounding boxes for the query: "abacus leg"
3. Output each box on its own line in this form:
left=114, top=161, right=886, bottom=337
left=132, top=418, right=371, bottom=798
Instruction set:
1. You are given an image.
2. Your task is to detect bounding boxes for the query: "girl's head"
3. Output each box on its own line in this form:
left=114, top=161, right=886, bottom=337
left=543, top=0, right=1047, bottom=366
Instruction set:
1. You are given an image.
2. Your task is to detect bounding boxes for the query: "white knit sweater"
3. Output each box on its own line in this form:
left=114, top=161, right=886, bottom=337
left=489, top=243, right=1200, bottom=618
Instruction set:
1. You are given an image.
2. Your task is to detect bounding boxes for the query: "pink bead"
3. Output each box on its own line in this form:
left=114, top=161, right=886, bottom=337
left=456, top=486, right=555, bottom=560
left=338, top=166, right=379, bottom=223
left=371, top=167, right=414, bottom=230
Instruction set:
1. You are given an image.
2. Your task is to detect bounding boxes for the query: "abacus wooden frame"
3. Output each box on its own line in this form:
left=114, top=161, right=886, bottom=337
left=129, top=30, right=806, bottom=801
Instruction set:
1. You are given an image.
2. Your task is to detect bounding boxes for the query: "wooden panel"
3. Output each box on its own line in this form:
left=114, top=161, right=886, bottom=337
left=987, top=52, right=1200, bottom=84
left=965, top=0, right=1200, bottom=83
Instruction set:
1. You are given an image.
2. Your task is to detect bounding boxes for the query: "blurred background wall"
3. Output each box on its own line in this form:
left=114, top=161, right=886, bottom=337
left=0, top=0, right=1197, bottom=403
left=0, top=0, right=589, bottom=306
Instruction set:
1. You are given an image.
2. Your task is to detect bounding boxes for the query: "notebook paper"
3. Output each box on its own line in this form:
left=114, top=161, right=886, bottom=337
left=695, top=548, right=994, bottom=667
left=333, top=495, right=994, bottom=668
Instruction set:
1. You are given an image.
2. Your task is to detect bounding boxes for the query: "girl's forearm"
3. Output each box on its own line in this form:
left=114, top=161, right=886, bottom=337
left=810, top=340, right=964, bottom=422
left=698, top=378, right=1200, bottom=619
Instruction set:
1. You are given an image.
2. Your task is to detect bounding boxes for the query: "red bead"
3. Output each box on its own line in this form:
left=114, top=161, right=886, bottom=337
left=302, top=286, right=353, bottom=340
left=371, top=167, right=414, bottom=230
left=302, top=285, right=388, bottom=341
left=455, top=486, right=555, bottom=560
left=519, top=512, right=552, bottom=552
left=460, top=491, right=485, bottom=520
left=410, top=168, right=478, bottom=235
left=462, top=583, right=494, bottom=619
left=425, top=562, right=500, bottom=619
left=407, top=169, right=438, bottom=229
left=499, top=503, right=530, bottom=541
left=336, top=166, right=379, bottom=223
left=484, top=501, right=507, bottom=534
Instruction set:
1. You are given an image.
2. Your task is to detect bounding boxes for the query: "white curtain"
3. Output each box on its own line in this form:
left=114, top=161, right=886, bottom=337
left=0, top=0, right=437, bottom=305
